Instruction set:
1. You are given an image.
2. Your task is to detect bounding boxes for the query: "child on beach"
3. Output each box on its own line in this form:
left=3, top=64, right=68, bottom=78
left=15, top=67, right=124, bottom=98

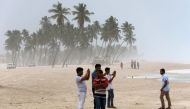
left=93, top=69, right=109, bottom=109
left=76, top=67, right=90, bottom=109
left=159, top=68, right=171, bottom=109
left=105, top=67, right=116, bottom=108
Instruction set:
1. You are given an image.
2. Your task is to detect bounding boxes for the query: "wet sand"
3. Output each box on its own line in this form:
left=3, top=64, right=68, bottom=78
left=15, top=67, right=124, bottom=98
left=0, top=61, right=190, bottom=109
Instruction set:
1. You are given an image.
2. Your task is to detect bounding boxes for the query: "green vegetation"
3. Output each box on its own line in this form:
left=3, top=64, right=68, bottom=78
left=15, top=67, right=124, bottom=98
left=4, top=2, right=136, bottom=67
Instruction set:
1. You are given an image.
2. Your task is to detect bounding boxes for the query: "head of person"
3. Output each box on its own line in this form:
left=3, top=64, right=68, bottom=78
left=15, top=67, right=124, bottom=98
left=160, top=68, right=165, bottom=75
left=76, top=67, right=83, bottom=76
left=95, top=64, right=101, bottom=71
left=105, top=67, right=110, bottom=74
left=96, top=69, right=104, bottom=78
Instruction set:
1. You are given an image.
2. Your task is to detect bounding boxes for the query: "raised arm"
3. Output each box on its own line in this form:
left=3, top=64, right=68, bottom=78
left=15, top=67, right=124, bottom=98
left=80, top=69, right=90, bottom=82
left=109, top=71, right=116, bottom=83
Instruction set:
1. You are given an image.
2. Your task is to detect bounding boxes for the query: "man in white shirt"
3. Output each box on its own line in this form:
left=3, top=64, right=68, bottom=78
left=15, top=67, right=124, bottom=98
left=76, top=67, right=90, bottom=109
left=105, top=67, right=116, bottom=108
left=159, top=68, right=171, bottom=109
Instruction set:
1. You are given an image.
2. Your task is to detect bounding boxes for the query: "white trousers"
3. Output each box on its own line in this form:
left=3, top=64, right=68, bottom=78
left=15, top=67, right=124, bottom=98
left=77, top=92, right=86, bottom=109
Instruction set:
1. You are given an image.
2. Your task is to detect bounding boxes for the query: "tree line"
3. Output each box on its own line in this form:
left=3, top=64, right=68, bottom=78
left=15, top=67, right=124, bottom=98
left=4, top=2, right=137, bottom=67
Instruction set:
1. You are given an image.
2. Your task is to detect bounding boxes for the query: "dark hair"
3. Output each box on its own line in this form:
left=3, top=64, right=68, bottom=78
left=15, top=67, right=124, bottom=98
left=97, top=69, right=103, bottom=74
left=105, top=67, right=110, bottom=71
left=76, top=67, right=83, bottom=73
left=95, top=64, right=101, bottom=68
left=160, top=68, right=165, bottom=73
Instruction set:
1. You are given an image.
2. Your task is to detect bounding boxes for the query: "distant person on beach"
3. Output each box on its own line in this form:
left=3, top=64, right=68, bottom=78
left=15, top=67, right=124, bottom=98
left=137, top=61, right=139, bottom=69
left=159, top=68, right=171, bottom=109
left=134, top=60, right=136, bottom=69
left=93, top=69, right=109, bottom=109
left=120, top=62, right=123, bottom=70
left=75, top=67, right=90, bottom=109
left=92, top=64, right=101, bottom=109
left=105, top=67, right=116, bottom=108
left=131, top=60, right=133, bottom=69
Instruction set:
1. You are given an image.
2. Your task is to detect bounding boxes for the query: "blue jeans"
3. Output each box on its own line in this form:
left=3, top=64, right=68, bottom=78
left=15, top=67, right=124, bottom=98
left=107, top=89, right=114, bottom=107
left=92, top=88, right=96, bottom=109
left=95, top=96, right=106, bottom=109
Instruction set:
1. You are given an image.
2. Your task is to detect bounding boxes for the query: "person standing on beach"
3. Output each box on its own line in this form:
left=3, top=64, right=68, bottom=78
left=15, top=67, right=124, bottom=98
left=92, top=64, right=101, bottom=109
left=105, top=67, right=116, bottom=108
left=120, top=62, right=123, bottom=70
left=134, top=60, right=136, bottom=69
left=137, top=61, right=139, bottom=69
left=159, top=68, right=172, bottom=109
left=93, top=69, right=109, bottom=109
left=76, top=67, right=90, bottom=109
left=131, top=60, right=133, bottom=69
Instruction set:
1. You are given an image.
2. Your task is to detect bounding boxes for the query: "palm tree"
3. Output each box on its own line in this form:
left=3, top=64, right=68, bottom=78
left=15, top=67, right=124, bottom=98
left=92, top=21, right=101, bottom=47
left=61, top=22, right=78, bottom=67
left=48, top=2, right=70, bottom=67
left=122, top=21, right=136, bottom=48
left=114, top=21, right=136, bottom=62
left=22, top=29, right=29, bottom=40
left=24, top=32, right=38, bottom=64
left=100, top=16, right=120, bottom=63
left=101, top=16, right=120, bottom=42
left=39, top=16, right=53, bottom=65
left=72, top=3, right=94, bottom=30
left=49, top=2, right=70, bottom=27
left=72, top=3, right=94, bottom=64
left=22, top=29, right=30, bottom=65
left=5, top=30, right=22, bottom=66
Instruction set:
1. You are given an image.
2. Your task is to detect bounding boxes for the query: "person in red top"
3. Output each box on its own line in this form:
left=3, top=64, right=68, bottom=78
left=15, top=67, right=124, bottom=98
left=93, top=70, right=108, bottom=109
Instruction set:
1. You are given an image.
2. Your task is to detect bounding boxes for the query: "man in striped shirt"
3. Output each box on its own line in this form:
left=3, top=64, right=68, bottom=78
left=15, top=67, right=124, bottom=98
left=93, top=69, right=108, bottom=109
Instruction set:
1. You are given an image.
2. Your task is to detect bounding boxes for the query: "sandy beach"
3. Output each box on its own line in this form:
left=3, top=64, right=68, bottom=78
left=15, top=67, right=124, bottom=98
left=0, top=61, right=190, bottom=109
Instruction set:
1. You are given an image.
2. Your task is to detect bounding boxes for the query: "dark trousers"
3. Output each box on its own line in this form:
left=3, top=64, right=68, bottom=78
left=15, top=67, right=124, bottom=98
left=95, top=96, right=106, bottom=109
left=92, top=88, right=96, bottom=109
left=107, top=89, right=114, bottom=107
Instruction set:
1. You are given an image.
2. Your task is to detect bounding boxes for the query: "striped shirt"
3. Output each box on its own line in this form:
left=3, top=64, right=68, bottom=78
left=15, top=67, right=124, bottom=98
left=93, top=77, right=108, bottom=98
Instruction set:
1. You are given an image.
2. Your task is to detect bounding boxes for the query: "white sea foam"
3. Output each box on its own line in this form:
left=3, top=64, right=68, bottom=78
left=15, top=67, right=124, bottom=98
left=129, top=69, right=190, bottom=83
left=167, top=69, right=190, bottom=74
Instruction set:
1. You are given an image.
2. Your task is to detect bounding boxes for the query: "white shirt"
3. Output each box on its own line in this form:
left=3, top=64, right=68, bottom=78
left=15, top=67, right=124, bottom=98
left=105, top=74, right=113, bottom=90
left=76, top=76, right=87, bottom=92
left=161, top=73, right=170, bottom=92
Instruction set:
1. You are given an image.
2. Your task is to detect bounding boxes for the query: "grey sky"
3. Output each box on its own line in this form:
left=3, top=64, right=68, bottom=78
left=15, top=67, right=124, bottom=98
left=0, top=0, right=190, bottom=63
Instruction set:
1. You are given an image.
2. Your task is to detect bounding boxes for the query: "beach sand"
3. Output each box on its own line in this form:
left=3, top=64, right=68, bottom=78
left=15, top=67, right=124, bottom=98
left=0, top=61, right=190, bottom=109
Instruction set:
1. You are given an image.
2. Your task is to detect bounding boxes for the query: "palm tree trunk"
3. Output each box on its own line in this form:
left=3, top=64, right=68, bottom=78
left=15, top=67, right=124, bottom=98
left=112, top=40, right=125, bottom=63
left=52, top=25, right=62, bottom=68
left=32, top=47, right=36, bottom=64
left=62, top=48, right=73, bottom=67
left=101, top=41, right=107, bottom=57
left=12, top=50, right=15, bottom=65
left=97, top=41, right=105, bottom=57
left=115, top=45, right=127, bottom=62
left=52, top=42, right=60, bottom=68
left=44, top=46, right=48, bottom=65
left=87, top=44, right=94, bottom=63
left=38, top=46, right=43, bottom=65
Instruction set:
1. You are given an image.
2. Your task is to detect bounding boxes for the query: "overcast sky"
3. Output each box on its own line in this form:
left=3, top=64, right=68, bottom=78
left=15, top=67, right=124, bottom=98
left=0, top=0, right=190, bottom=63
